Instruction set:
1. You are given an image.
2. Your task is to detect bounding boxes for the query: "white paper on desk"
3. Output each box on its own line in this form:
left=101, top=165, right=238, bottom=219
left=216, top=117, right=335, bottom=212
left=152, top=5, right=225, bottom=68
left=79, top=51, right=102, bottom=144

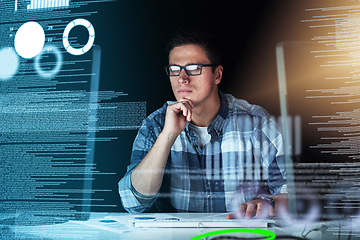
left=71, top=218, right=129, bottom=234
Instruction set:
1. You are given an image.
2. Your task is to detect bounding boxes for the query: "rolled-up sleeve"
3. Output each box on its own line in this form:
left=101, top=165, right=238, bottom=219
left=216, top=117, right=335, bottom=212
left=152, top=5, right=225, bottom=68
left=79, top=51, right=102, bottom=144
left=118, top=167, right=158, bottom=213
left=118, top=105, right=167, bottom=213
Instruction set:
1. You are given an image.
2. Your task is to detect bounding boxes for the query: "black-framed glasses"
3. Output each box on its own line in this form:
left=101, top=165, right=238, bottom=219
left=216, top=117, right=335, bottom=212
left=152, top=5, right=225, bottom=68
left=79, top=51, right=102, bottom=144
left=164, top=64, right=218, bottom=76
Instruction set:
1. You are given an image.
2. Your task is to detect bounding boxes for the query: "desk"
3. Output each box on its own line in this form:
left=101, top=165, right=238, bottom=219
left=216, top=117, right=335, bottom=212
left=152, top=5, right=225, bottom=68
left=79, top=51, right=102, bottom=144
left=2, top=213, right=359, bottom=240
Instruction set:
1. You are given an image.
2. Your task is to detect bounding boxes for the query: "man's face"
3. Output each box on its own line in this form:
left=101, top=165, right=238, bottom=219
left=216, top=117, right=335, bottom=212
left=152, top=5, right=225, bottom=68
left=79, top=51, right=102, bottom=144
left=168, top=44, right=222, bottom=107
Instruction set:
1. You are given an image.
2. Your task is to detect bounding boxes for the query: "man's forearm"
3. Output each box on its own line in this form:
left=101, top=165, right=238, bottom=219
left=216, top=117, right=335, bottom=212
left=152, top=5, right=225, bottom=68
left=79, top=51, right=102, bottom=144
left=130, top=131, right=177, bottom=196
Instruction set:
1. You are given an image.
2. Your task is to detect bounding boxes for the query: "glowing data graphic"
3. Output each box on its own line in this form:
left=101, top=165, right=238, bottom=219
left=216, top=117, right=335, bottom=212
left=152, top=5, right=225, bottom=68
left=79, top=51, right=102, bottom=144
left=14, top=21, right=45, bottom=59
left=27, top=0, right=70, bottom=10
left=63, top=18, right=95, bottom=55
left=0, top=48, right=19, bottom=80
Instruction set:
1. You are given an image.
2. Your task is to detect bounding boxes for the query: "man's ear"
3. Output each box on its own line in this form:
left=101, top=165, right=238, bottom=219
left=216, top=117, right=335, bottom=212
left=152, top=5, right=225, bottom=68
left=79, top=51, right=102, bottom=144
left=215, top=65, right=223, bottom=85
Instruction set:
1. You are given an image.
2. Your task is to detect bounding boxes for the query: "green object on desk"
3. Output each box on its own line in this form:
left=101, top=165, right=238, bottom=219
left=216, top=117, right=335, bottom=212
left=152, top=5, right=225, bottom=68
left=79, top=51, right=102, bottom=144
left=190, top=228, right=276, bottom=240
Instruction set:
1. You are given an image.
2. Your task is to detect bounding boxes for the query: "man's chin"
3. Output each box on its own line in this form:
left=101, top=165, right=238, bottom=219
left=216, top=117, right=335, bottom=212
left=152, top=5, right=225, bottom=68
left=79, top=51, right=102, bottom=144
left=176, top=96, right=191, bottom=102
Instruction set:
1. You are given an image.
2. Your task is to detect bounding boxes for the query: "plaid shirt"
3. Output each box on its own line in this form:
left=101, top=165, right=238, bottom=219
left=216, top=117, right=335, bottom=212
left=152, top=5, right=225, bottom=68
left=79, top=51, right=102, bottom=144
left=118, top=92, right=287, bottom=213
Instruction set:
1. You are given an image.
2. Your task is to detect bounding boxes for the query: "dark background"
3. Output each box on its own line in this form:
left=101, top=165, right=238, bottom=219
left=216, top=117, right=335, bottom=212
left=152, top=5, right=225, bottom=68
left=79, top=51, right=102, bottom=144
left=86, top=0, right=334, bottom=212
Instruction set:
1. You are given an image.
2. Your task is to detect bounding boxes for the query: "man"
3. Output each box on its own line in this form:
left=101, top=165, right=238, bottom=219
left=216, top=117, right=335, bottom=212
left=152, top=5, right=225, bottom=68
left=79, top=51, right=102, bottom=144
left=119, top=30, right=287, bottom=219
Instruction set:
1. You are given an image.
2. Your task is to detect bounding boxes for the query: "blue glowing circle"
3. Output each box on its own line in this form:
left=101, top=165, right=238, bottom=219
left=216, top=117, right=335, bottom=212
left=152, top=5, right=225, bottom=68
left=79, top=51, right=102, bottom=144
left=34, top=45, right=62, bottom=79
left=62, top=18, right=95, bottom=55
left=0, top=47, right=19, bottom=81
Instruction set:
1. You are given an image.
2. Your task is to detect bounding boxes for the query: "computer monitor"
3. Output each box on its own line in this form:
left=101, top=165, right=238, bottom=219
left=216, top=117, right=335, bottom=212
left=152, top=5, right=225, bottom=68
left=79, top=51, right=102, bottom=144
left=276, top=41, right=360, bottom=221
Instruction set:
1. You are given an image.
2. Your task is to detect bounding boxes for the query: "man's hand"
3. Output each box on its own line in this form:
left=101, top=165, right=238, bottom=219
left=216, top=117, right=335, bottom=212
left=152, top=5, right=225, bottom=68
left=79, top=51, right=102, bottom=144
left=226, top=199, right=274, bottom=220
left=163, top=99, right=194, bottom=138
left=226, top=193, right=288, bottom=220
left=131, top=99, right=194, bottom=196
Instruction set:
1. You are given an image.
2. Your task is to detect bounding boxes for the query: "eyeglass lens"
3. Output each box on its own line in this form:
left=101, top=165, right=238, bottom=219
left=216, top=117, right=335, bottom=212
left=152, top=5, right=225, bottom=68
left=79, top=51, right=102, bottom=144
left=167, top=65, right=202, bottom=76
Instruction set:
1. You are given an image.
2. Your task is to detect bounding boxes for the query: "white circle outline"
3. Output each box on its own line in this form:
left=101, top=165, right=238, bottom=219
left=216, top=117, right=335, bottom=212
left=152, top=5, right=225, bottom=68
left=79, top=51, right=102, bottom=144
left=34, top=45, right=62, bottom=78
left=62, top=18, right=95, bottom=56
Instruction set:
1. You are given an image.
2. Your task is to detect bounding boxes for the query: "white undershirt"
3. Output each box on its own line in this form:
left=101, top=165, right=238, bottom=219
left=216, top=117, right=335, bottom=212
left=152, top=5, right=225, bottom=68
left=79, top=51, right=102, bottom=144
left=190, top=124, right=211, bottom=148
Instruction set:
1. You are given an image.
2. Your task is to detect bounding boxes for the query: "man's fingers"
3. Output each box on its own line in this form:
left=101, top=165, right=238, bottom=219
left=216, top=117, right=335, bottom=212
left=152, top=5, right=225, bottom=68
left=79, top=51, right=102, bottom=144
left=178, top=100, right=193, bottom=122
left=178, top=99, right=194, bottom=109
left=235, top=202, right=255, bottom=219
left=237, top=203, right=247, bottom=218
left=226, top=213, right=235, bottom=219
left=172, top=101, right=192, bottom=122
left=179, top=103, right=191, bottom=122
left=231, top=200, right=274, bottom=220
left=269, top=205, right=275, bottom=216
left=255, top=202, right=264, bottom=218
left=244, top=202, right=256, bottom=219
left=255, top=202, right=271, bottom=218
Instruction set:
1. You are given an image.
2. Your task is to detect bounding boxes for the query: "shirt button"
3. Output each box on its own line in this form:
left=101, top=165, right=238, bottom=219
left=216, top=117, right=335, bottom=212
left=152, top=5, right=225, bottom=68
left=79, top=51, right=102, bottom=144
left=207, top=194, right=211, bottom=198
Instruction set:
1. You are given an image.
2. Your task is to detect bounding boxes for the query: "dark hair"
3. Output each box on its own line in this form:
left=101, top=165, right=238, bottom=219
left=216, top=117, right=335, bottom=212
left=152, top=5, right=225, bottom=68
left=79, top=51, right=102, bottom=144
left=166, top=28, right=222, bottom=69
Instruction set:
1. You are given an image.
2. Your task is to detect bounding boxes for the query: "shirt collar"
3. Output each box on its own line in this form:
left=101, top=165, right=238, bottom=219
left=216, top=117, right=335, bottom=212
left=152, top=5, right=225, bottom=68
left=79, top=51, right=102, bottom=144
left=208, top=90, right=228, bottom=137
left=185, top=90, right=229, bottom=138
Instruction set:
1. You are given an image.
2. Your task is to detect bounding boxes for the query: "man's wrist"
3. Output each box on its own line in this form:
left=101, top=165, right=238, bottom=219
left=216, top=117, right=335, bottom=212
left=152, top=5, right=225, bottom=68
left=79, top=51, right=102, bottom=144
left=159, top=130, right=180, bottom=144
left=254, top=194, right=275, bottom=209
